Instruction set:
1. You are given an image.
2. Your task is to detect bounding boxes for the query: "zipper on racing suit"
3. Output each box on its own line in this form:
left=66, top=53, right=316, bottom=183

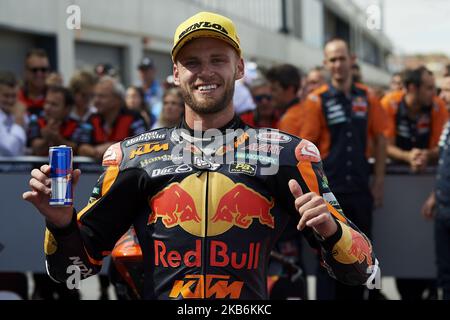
left=203, top=171, right=209, bottom=298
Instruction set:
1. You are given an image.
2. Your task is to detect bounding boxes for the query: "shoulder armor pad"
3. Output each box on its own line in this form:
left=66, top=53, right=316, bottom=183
left=295, top=139, right=321, bottom=163
left=102, top=142, right=123, bottom=167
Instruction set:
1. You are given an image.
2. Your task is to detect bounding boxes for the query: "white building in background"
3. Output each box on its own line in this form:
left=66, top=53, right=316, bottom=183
left=0, top=0, right=393, bottom=86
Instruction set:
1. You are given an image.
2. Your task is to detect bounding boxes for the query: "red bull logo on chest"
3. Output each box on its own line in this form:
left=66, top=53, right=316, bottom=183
left=148, top=173, right=275, bottom=236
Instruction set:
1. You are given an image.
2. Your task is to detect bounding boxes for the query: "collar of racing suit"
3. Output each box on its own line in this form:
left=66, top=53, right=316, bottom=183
left=177, top=114, right=244, bottom=134
left=173, top=115, right=247, bottom=155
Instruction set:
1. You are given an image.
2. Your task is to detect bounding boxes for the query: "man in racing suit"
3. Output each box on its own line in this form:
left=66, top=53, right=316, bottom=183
left=23, top=11, right=378, bottom=300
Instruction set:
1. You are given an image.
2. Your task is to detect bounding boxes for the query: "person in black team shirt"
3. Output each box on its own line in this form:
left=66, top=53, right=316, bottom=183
left=23, top=12, right=378, bottom=299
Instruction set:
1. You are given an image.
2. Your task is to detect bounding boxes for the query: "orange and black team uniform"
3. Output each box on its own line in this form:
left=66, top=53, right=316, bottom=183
left=381, top=91, right=448, bottom=153
left=278, top=97, right=305, bottom=135
left=297, top=82, right=386, bottom=299
left=298, top=83, right=386, bottom=195
left=44, top=116, right=377, bottom=299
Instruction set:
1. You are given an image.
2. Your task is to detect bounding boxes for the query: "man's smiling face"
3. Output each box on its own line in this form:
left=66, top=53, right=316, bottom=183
left=173, top=37, right=244, bottom=115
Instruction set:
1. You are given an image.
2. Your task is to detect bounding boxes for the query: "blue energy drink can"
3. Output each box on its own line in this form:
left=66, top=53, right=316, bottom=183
left=49, top=145, right=73, bottom=206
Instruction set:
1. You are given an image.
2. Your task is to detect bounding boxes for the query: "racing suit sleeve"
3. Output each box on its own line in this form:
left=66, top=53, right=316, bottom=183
left=275, top=138, right=378, bottom=286
left=44, top=143, right=148, bottom=283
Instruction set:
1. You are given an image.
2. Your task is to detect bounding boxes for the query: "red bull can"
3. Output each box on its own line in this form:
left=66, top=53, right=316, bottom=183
left=49, top=145, right=73, bottom=206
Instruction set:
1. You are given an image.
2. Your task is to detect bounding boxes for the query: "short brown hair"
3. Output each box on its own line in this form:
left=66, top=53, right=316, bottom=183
left=0, top=71, right=17, bottom=87
left=25, top=48, right=48, bottom=61
left=163, top=88, right=184, bottom=107
left=69, top=71, right=96, bottom=94
left=47, top=85, right=74, bottom=108
left=403, top=66, right=433, bottom=90
left=324, top=37, right=351, bottom=56
left=266, top=64, right=301, bottom=92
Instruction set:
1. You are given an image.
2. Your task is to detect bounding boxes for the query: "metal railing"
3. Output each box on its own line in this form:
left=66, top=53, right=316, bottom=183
left=0, top=156, right=103, bottom=173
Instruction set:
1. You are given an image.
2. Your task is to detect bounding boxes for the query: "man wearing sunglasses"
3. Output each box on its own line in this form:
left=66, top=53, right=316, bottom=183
left=18, top=48, right=50, bottom=116
left=240, top=77, right=278, bottom=128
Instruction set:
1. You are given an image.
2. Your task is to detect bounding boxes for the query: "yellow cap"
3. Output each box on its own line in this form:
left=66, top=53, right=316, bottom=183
left=172, top=11, right=241, bottom=61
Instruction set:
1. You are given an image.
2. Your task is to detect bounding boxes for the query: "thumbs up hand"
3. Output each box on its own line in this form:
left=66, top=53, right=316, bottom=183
left=288, top=179, right=338, bottom=239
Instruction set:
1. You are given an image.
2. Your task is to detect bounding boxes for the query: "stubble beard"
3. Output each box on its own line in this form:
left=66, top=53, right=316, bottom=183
left=181, top=78, right=235, bottom=115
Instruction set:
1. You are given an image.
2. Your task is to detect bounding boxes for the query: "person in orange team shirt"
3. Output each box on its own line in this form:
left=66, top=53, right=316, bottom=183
left=297, top=38, right=387, bottom=300
left=381, top=66, right=448, bottom=173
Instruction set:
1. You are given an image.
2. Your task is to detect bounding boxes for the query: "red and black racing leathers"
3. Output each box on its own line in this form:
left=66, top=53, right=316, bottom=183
left=44, top=116, right=377, bottom=299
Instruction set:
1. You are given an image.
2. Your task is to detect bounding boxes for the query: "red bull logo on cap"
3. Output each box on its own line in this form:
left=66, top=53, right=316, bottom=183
left=148, top=173, right=275, bottom=237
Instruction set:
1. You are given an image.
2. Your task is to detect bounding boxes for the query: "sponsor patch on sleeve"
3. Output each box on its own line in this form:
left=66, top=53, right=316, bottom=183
left=322, top=192, right=339, bottom=206
left=295, top=139, right=321, bottom=163
left=125, top=131, right=167, bottom=147
left=102, top=142, right=123, bottom=167
left=256, top=131, right=292, bottom=143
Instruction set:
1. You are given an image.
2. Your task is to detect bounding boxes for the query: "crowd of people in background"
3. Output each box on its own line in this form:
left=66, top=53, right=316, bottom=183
left=2, top=45, right=448, bottom=167
left=0, top=49, right=185, bottom=160
left=1, top=38, right=449, bottom=300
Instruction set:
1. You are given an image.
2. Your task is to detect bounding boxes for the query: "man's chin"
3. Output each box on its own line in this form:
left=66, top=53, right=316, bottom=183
left=183, top=84, right=233, bottom=115
left=192, top=101, right=229, bottom=115
left=191, top=105, right=222, bottom=115
left=190, top=97, right=217, bottom=110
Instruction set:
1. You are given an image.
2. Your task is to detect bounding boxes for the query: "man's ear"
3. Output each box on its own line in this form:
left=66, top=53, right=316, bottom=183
left=235, top=57, right=245, bottom=80
left=173, top=63, right=180, bottom=86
